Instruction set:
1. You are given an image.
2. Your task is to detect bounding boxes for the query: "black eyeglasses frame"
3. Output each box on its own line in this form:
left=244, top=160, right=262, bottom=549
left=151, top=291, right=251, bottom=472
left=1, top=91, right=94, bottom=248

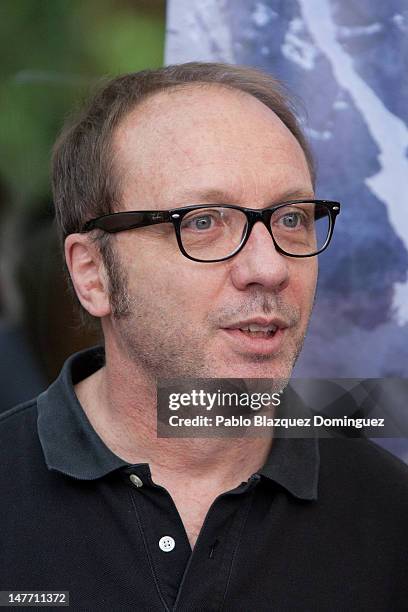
left=81, top=199, right=340, bottom=263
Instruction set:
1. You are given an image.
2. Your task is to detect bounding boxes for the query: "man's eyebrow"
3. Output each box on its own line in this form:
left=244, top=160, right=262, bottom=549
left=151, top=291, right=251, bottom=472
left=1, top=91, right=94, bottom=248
left=273, top=188, right=315, bottom=202
left=173, top=187, right=315, bottom=205
left=173, top=188, right=238, bottom=204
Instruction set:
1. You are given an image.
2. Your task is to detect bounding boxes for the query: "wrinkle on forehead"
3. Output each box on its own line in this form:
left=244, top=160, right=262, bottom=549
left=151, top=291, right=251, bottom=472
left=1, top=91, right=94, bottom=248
left=112, top=85, right=312, bottom=209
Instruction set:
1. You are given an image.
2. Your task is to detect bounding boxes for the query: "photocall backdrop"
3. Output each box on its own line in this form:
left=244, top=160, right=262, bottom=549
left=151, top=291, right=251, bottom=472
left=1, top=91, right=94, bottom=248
left=166, top=0, right=408, bottom=461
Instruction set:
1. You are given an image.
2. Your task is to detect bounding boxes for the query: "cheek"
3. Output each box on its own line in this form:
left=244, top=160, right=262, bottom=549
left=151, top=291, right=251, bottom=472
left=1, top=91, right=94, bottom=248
left=289, top=261, right=317, bottom=311
left=166, top=266, right=225, bottom=312
left=126, top=246, right=224, bottom=315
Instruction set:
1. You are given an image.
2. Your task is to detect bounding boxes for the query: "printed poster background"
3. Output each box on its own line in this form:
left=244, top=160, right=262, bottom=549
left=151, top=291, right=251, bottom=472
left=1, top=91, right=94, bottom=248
left=166, top=0, right=408, bottom=461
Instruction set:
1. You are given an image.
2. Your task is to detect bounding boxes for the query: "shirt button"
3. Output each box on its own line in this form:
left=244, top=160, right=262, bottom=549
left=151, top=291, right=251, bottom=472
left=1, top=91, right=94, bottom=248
left=159, top=536, right=175, bottom=552
left=129, top=474, right=143, bottom=488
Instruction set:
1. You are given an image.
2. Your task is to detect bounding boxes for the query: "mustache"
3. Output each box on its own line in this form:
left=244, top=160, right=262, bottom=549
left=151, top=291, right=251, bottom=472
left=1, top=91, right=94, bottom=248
left=208, top=293, right=301, bottom=328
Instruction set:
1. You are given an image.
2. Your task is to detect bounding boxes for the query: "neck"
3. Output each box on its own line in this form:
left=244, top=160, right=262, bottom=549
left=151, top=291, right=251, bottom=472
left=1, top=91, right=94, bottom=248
left=75, top=340, right=273, bottom=492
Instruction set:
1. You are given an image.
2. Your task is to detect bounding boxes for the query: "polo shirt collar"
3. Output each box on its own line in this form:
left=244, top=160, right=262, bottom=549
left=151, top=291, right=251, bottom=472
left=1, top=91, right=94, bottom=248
left=37, top=346, right=319, bottom=500
left=259, top=436, right=319, bottom=500
left=37, top=346, right=126, bottom=480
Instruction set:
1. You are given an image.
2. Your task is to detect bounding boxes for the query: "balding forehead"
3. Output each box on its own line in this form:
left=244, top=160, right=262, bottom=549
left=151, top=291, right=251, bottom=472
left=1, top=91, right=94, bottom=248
left=114, top=84, right=302, bottom=159
left=112, top=84, right=312, bottom=207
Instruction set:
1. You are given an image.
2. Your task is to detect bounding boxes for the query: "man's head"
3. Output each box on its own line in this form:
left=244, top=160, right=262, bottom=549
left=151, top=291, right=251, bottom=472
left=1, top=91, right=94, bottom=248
left=53, top=63, right=323, bottom=381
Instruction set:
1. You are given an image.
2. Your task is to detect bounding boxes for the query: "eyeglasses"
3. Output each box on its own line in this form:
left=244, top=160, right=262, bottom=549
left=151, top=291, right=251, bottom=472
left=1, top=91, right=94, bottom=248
left=81, top=199, right=340, bottom=263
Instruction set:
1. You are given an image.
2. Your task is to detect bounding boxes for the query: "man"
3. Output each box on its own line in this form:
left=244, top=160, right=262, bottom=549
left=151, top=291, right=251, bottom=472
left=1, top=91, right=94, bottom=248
left=1, top=63, right=407, bottom=611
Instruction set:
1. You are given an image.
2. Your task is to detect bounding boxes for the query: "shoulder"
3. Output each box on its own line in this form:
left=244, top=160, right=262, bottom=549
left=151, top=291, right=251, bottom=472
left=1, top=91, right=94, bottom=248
left=0, top=398, right=39, bottom=455
left=318, top=437, right=408, bottom=512
left=319, top=436, right=408, bottom=480
left=0, top=398, right=38, bottom=424
left=0, top=397, right=38, bottom=421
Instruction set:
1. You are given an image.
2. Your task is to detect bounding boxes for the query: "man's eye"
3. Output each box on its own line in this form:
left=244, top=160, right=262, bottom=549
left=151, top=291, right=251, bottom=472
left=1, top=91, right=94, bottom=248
left=193, top=215, right=214, bottom=230
left=279, top=212, right=304, bottom=229
left=182, top=212, right=221, bottom=231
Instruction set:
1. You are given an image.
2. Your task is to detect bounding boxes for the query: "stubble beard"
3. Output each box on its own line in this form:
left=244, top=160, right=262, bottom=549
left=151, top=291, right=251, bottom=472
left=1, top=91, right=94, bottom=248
left=103, top=243, right=313, bottom=386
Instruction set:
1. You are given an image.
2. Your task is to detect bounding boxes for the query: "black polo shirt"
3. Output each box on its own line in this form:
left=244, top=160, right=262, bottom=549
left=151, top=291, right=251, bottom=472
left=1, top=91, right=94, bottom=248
left=0, top=347, right=407, bottom=611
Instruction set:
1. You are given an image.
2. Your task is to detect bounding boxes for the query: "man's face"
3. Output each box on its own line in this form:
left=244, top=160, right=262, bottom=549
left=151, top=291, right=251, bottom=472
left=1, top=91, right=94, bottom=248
left=106, top=85, right=317, bottom=380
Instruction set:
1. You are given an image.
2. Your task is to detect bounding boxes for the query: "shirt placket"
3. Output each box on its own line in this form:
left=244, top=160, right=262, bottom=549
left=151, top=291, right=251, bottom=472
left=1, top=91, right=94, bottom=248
left=173, top=475, right=260, bottom=612
left=123, top=464, right=191, bottom=610
left=124, top=464, right=260, bottom=612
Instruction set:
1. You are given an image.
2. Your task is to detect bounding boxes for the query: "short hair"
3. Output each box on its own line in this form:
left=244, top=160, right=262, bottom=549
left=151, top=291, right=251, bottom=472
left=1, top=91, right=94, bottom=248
left=51, top=61, right=315, bottom=245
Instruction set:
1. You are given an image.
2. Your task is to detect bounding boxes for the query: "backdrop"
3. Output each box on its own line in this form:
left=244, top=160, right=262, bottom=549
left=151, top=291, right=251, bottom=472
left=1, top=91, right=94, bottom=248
left=166, top=0, right=408, bottom=379
left=165, top=0, right=408, bottom=461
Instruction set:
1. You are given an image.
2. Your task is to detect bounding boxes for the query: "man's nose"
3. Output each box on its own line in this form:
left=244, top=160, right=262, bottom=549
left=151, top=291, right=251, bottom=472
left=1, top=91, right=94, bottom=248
left=229, top=221, right=290, bottom=292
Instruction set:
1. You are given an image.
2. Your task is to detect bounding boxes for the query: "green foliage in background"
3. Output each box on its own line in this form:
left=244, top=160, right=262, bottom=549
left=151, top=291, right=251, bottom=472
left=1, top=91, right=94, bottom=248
left=0, top=0, right=165, bottom=212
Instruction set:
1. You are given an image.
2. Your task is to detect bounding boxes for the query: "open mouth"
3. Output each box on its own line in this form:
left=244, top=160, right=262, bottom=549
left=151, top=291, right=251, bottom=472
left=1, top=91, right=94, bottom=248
left=238, top=324, right=278, bottom=338
left=220, top=318, right=287, bottom=356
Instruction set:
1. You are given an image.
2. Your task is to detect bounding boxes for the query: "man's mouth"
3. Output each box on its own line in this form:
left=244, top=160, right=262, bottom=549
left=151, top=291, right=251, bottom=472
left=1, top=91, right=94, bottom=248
left=237, top=323, right=278, bottom=338
left=220, top=317, right=289, bottom=356
left=224, top=317, right=287, bottom=335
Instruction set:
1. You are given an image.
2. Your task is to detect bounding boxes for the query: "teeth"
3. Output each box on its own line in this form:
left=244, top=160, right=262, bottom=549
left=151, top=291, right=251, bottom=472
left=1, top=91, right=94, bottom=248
left=240, top=324, right=278, bottom=332
left=238, top=324, right=278, bottom=337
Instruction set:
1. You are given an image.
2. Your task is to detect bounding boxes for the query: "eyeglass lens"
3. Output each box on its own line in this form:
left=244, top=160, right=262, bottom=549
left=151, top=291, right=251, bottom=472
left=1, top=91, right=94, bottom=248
left=179, top=202, right=331, bottom=261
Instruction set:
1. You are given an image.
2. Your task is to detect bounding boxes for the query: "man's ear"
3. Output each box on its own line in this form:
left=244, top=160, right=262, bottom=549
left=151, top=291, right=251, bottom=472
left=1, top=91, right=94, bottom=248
left=64, top=234, right=111, bottom=318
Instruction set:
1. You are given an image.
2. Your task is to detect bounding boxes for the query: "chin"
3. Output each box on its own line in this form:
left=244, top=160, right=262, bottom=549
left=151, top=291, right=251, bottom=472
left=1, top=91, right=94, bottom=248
left=212, top=356, right=294, bottom=381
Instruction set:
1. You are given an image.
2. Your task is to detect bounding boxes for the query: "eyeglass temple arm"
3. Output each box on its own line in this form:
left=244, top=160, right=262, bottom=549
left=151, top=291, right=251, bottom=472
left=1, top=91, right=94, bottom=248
left=81, top=211, right=173, bottom=233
